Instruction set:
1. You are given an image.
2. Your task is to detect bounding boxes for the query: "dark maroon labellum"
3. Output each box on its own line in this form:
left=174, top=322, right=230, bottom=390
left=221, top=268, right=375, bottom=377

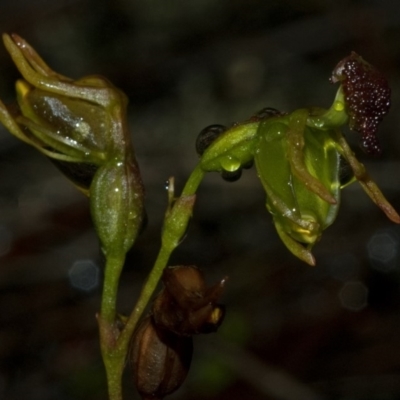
left=152, top=265, right=226, bottom=336
left=331, top=52, right=391, bottom=155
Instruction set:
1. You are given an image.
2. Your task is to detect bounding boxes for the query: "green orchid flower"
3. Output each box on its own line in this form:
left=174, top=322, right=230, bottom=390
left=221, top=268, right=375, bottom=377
left=0, top=33, right=144, bottom=258
left=196, top=53, right=400, bottom=265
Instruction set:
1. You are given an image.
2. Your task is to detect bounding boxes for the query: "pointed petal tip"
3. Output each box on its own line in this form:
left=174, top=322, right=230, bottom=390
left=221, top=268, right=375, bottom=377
left=381, top=204, right=400, bottom=224
left=2, top=33, right=23, bottom=54
left=307, top=259, right=316, bottom=267
left=304, top=252, right=316, bottom=266
left=9, top=33, right=27, bottom=49
left=220, top=276, right=229, bottom=286
left=2, top=33, right=12, bottom=45
left=390, top=213, right=400, bottom=224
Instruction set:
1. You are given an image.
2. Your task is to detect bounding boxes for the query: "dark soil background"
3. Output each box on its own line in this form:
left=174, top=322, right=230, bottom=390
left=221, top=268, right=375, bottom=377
left=1, top=1, right=400, bottom=399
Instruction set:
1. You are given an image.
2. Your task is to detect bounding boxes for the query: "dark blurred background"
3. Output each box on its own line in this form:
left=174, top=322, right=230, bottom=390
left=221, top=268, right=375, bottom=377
left=1, top=1, right=400, bottom=399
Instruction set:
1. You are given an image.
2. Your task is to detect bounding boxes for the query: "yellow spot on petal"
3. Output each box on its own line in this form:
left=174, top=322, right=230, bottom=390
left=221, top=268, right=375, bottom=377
left=209, top=307, right=224, bottom=325
left=16, top=80, right=31, bottom=98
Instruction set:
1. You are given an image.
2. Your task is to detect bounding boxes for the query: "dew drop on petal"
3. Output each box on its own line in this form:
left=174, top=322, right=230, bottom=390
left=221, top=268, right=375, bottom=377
left=220, top=156, right=241, bottom=172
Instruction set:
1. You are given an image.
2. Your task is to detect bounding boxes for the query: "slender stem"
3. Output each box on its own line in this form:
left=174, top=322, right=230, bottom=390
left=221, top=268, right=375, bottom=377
left=99, top=255, right=126, bottom=400
left=103, top=361, right=123, bottom=400
left=99, top=163, right=206, bottom=400
left=117, top=163, right=205, bottom=352
left=101, top=255, right=125, bottom=324
left=307, top=86, right=348, bottom=129
left=117, top=244, right=172, bottom=350
left=104, top=238, right=182, bottom=400
left=181, top=164, right=205, bottom=196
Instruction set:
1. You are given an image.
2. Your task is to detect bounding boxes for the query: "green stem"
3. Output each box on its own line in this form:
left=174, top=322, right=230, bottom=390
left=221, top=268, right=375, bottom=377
left=103, top=360, right=123, bottom=400
left=307, top=86, right=348, bottom=129
left=118, top=164, right=205, bottom=351
left=117, top=244, right=173, bottom=350
left=99, top=164, right=205, bottom=400
left=99, top=255, right=126, bottom=400
left=101, top=255, right=125, bottom=323
left=181, top=163, right=205, bottom=196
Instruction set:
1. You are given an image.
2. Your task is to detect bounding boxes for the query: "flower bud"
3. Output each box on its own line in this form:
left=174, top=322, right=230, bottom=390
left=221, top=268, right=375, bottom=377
left=131, top=316, right=192, bottom=400
left=162, top=195, right=196, bottom=251
left=0, top=33, right=145, bottom=256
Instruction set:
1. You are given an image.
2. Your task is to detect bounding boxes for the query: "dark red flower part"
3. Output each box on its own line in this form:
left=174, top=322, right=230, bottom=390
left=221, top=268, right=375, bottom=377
left=331, top=52, right=391, bottom=155
left=152, top=265, right=226, bottom=336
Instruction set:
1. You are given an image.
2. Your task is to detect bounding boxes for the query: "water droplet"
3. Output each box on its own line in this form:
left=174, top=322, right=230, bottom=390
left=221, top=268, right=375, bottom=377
left=220, top=156, right=241, bottom=172
left=164, top=180, right=170, bottom=191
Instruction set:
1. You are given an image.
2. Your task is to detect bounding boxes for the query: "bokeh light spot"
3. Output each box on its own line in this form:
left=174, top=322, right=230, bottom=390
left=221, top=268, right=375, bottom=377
left=69, top=259, right=100, bottom=292
left=339, top=281, right=368, bottom=311
left=367, top=230, right=398, bottom=272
